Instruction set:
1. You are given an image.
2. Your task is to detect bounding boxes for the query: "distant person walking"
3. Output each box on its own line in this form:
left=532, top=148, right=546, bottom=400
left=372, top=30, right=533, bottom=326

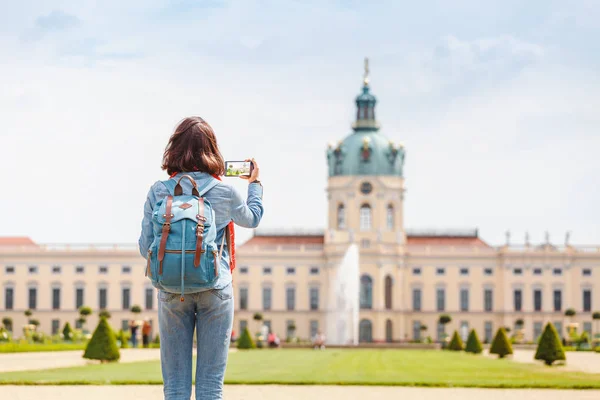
left=139, top=116, right=264, bottom=399
left=313, top=330, right=326, bottom=350
left=142, top=319, right=152, bottom=348
left=129, top=320, right=139, bottom=348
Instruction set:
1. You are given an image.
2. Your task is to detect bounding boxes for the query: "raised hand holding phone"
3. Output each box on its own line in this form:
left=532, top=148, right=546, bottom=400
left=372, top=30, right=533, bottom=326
left=240, top=158, right=259, bottom=183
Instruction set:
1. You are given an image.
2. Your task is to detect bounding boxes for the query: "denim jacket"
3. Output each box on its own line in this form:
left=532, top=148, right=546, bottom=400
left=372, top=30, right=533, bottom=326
left=138, top=171, right=264, bottom=289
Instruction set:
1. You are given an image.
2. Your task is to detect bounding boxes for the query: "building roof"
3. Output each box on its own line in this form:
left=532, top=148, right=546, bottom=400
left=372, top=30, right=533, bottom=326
left=0, top=237, right=37, bottom=246
left=406, top=236, right=490, bottom=247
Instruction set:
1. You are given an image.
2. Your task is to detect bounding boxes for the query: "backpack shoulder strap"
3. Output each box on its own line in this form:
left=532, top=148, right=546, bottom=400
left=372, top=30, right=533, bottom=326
left=196, top=178, right=220, bottom=198
left=161, top=179, right=177, bottom=195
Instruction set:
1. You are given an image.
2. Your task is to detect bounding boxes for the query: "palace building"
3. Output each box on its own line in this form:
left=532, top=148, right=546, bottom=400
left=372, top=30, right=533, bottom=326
left=1, top=63, right=599, bottom=343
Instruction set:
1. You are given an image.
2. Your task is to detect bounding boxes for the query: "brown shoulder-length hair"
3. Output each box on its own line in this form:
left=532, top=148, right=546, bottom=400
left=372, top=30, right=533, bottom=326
left=162, top=116, right=225, bottom=176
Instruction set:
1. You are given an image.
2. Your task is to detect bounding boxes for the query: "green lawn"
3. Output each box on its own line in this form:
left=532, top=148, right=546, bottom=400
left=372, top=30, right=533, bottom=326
left=0, top=342, right=87, bottom=353
left=1, top=349, right=600, bottom=388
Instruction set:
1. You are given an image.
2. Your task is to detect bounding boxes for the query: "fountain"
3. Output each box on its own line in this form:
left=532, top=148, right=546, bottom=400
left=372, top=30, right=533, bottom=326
left=326, top=244, right=360, bottom=345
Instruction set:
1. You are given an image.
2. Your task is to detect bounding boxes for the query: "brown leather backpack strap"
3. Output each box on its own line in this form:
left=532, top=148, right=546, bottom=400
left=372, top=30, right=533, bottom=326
left=158, top=196, right=173, bottom=275
left=194, top=198, right=206, bottom=267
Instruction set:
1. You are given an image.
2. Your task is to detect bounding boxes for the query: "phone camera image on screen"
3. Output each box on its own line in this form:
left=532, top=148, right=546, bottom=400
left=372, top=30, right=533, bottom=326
left=225, top=161, right=252, bottom=177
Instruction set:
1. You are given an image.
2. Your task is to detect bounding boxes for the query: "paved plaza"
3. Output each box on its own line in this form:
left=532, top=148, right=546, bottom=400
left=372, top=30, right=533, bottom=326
left=1, top=385, right=599, bottom=400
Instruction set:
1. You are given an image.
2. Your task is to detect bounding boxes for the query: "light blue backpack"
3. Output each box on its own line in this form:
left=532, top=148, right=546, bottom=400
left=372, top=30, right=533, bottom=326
left=145, top=175, right=224, bottom=301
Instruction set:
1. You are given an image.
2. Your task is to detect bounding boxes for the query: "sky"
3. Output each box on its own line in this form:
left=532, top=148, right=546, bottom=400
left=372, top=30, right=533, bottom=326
left=1, top=0, right=599, bottom=247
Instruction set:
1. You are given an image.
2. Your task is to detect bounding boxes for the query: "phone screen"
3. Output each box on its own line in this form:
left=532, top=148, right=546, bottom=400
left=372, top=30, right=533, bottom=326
left=225, top=161, right=252, bottom=177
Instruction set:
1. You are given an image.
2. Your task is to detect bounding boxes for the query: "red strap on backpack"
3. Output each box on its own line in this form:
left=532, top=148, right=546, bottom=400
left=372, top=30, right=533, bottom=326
left=169, top=172, right=236, bottom=272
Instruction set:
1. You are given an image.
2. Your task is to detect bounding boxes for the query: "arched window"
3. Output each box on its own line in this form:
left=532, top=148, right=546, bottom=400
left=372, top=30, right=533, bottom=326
left=337, top=204, right=346, bottom=229
left=385, top=319, right=393, bottom=343
left=386, top=204, right=394, bottom=230
left=359, top=319, right=373, bottom=343
left=385, top=275, right=393, bottom=310
left=360, top=204, right=372, bottom=231
left=360, top=275, right=373, bottom=309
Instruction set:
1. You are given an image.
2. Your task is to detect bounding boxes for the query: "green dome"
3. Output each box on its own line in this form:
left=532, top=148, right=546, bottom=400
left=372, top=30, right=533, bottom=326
left=326, top=65, right=405, bottom=177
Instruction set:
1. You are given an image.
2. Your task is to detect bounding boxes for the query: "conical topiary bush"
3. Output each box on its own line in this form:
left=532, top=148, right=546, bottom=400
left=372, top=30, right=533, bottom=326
left=535, top=323, right=566, bottom=366
left=465, top=329, right=483, bottom=354
left=490, top=327, right=513, bottom=358
left=83, top=317, right=120, bottom=362
left=237, top=327, right=256, bottom=349
left=447, top=330, right=464, bottom=351
left=62, top=322, right=73, bottom=342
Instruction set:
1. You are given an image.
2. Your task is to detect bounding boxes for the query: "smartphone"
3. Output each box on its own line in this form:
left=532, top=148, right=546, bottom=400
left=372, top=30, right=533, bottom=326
left=225, top=160, right=253, bottom=177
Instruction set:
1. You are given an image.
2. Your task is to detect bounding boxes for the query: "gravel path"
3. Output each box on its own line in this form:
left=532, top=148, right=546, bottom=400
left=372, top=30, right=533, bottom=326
left=0, top=349, right=161, bottom=372
left=1, top=385, right=599, bottom=400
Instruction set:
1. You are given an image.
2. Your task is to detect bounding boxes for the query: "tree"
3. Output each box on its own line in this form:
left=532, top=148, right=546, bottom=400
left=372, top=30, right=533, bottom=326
left=490, top=327, right=513, bottom=359
left=593, top=312, right=600, bottom=341
left=79, top=306, right=92, bottom=330
left=465, top=329, right=483, bottom=354
left=420, top=324, right=428, bottom=333
left=117, top=329, right=129, bottom=349
left=438, top=314, right=452, bottom=340
left=578, top=331, right=590, bottom=349
left=535, top=322, right=566, bottom=366
left=130, top=305, right=142, bottom=314
left=99, top=310, right=112, bottom=319
left=62, top=322, right=74, bottom=341
left=447, top=330, right=464, bottom=351
left=565, top=308, right=576, bottom=318
left=2, top=317, right=13, bottom=332
left=29, top=319, right=40, bottom=327
left=515, top=319, right=524, bottom=328
left=253, top=312, right=263, bottom=332
left=237, top=327, right=256, bottom=349
left=24, top=309, right=33, bottom=318
left=83, top=317, right=120, bottom=362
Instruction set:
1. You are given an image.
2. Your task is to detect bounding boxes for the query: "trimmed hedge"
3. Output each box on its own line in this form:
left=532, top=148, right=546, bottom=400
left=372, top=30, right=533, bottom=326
left=447, top=330, right=464, bottom=351
left=490, top=327, right=513, bottom=358
left=83, top=317, right=120, bottom=362
left=465, top=329, right=483, bottom=354
left=237, top=327, right=256, bottom=349
left=535, top=323, right=566, bottom=366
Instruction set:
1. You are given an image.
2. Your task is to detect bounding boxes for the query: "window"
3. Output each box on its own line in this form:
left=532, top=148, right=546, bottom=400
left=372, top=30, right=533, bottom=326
left=386, top=319, right=393, bottom=343
left=145, top=288, right=154, bottom=310
left=122, top=266, right=131, bottom=274
left=412, top=320, right=421, bottom=341
left=286, top=287, right=296, bottom=311
left=310, top=320, right=319, bottom=338
left=75, top=319, right=83, bottom=330
left=384, top=276, right=393, bottom=310
left=484, top=268, right=493, bottom=276
left=436, top=268, right=445, bottom=276
left=412, top=289, right=422, bottom=311
left=286, top=320, right=295, bottom=339
left=436, top=288, right=445, bottom=312
left=122, top=288, right=131, bottom=310
left=262, top=287, right=272, bottom=310
left=28, top=265, right=38, bottom=274
left=121, top=320, right=129, bottom=332
left=514, top=289, right=522, bottom=312
left=359, top=319, right=373, bottom=343
left=75, top=288, right=84, bottom=309
left=460, top=321, right=469, bottom=342
left=359, top=204, right=372, bottom=231
left=484, top=289, right=493, bottom=312
left=484, top=321, right=493, bottom=343
left=52, top=266, right=61, bottom=274
left=5, top=266, right=15, bottom=274
left=262, top=267, right=272, bottom=275
left=583, top=269, right=592, bottom=276
left=460, top=289, right=469, bottom=312
left=4, top=287, right=14, bottom=310
left=436, top=322, right=444, bottom=342
left=309, top=287, right=319, bottom=310
left=583, top=289, right=592, bottom=312
left=553, top=268, right=562, bottom=276
left=534, top=322, right=543, bottom=341
left=76, top=266, right=84, bottom=274
left=460, top=268, right=469, bottom=276
left=412, top=268, right=421, bottom=275
left=99, top=288, right=107, bottom=309
left=99, top=266, right=108, bottom=274
left=360, top=182, right=373, bottom=194
left=583, top=322, right=592, bottom=335
left=337, top=204, right=346, bottom=229
left=239, top=288, right=248, bottom=310
left=263, top=320, right=271, bottom=333
left=386, top=204, right=394, bottom=230
left=554, top=321, right=563, bottom=338
left=286, top=267, right=296, bottom=275
left=553, top=290, right=562, bottom=312
left=360, top=275, right=373, bottom=309
left=534, top=289, right=542, bottom=312
left=239, top=267, right=248, bottom=274
left=52, top=319, right=60, bottom=335
left=513, top=268, right=523, bottom=275
left=52, top=287, right=60, bottom=310
left=533, top=268, right=542, bottom=275
left=310, top=267, right=319, bottom=275
left=28, top=287, right=37, bottom=309
left=240, top=320, right=248, bottom=333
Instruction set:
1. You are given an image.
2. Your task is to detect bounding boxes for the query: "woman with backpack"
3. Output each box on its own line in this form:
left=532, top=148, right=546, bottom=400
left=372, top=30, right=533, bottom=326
left=138, top=116, right=264, bottom=400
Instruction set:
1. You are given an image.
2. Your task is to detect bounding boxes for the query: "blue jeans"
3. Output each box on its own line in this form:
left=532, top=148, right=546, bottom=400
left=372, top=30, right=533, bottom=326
left=158, top=283, right=234, bottom=400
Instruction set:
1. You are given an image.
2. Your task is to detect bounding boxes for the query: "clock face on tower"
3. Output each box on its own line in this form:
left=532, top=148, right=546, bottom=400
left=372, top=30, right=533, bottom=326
left=360, top=181, right=373, bottom=195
